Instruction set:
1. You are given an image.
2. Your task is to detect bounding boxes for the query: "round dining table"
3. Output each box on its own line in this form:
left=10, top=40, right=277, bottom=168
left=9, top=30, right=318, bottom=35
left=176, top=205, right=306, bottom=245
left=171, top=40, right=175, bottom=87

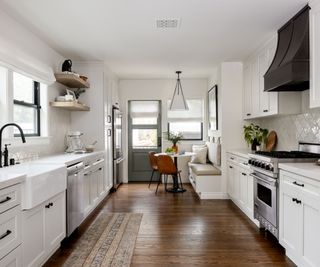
left=154, top=152, right=195, bottom=193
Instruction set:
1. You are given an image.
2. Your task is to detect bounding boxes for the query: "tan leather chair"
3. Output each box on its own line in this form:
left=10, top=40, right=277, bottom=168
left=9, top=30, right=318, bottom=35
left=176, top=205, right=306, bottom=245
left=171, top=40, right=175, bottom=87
left=148, top=152, right=159, bottom=188
left=157, top=155, right=183, bottom=193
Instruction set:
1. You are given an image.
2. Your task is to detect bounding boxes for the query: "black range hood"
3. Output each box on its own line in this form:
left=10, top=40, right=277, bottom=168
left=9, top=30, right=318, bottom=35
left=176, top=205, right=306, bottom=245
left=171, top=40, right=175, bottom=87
left=264, top=5, right=310, bottom=92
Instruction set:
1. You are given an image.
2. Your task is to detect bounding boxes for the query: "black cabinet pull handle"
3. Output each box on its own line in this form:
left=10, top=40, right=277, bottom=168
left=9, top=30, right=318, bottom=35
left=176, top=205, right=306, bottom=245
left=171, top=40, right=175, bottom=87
left=99, top=168, right=102, bottom=171
left=50, top=202, right=53, bottom=207
left=263, top=110, right=268, bottom=112
left=229, top=166, right=233, bottom=169
left=0, top=196, right=11, bottom=204
left=45, top=203, right=51, bottom=208
left=230, top=157, right=235, bottom=160
left=246, top=113, right=251, bottom=116
left=0, top=230, right=12, bottom=240
left=293, top=181, right=304, bottom=187
left=296, top=199, right=302, bottom=204
left=292, top=198, right=297, bottom=202
left=242, top=173, right=247, bottom=176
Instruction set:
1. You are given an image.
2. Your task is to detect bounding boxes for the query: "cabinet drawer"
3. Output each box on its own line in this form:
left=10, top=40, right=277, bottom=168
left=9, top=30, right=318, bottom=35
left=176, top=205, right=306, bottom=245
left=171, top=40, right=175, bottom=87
left=0, top=245, right=22, bottom=267
left=281, top=171, right=320, bottom=198
left=227, top=154, right=238, bottom=163
left=0, top=205, right=21, bottom=260
left=0, top=184, right=21, bottom=214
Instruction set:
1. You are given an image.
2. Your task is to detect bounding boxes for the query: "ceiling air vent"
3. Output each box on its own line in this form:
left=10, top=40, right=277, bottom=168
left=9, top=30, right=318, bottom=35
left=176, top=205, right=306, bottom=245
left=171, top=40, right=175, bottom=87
left=156, top=19, right=180, bottom=28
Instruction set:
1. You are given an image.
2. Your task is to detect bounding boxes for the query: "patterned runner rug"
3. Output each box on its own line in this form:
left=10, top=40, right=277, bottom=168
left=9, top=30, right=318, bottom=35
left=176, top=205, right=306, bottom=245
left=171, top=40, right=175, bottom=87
left=63, top=213, right=142, bottom=267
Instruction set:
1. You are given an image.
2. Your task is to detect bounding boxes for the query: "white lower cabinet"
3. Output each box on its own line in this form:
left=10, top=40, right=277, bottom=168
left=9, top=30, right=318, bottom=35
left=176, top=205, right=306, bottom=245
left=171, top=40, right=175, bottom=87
left=279, top=170, right=320, bottom=267
left=22, top=191, right=66, bottom=267
left=227, top=153, right=257, bottom=224
left=0, top=245, right=22, bottom=267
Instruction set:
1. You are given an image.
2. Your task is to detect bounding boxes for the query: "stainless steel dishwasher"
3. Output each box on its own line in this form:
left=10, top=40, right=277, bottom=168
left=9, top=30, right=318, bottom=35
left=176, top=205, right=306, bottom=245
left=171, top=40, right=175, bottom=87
left=66, top=161, right=84, bottom=237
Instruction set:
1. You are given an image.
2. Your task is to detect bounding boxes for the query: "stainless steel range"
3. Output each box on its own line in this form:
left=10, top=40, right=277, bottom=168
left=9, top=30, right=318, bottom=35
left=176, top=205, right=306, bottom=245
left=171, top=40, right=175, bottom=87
left=249, top=142, right=320, bottom=239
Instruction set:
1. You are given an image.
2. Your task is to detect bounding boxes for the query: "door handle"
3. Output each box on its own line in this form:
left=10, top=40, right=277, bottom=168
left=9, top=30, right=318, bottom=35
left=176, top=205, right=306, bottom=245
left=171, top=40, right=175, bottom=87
left=0, top=196, right=11, bottom=204
left=157, top=137, right=161, bottom=147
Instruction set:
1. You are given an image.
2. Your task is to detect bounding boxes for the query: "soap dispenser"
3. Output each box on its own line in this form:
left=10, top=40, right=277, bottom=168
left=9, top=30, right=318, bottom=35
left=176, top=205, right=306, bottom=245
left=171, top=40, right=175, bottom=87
left=3, top=144, right=10, bottom=167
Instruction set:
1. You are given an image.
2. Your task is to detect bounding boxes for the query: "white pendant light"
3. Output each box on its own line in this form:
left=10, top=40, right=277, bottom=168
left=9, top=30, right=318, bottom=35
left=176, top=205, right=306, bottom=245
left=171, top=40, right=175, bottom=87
left=170, top=71, right=189, bottom=110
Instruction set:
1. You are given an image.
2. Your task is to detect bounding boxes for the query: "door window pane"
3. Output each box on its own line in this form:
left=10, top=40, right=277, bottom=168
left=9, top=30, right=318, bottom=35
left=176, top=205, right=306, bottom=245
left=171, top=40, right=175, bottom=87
left=130, top=101, right=159, bottom=125
left=132, top=129, right=157, bottom=147
left=13, top=105, right=37, bottom=135
left=13, top=72, right=34, bottom=103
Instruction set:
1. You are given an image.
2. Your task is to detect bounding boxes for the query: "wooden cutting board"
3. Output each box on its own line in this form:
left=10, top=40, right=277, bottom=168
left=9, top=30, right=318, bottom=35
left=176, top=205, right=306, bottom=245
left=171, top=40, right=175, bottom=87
left=266, top=131, right=277, bottom=152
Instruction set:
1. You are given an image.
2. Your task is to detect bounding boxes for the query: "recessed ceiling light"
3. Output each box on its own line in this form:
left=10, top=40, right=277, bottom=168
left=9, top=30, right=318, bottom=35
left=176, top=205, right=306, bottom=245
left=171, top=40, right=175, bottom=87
left=156, top=18, right=180, bottom=28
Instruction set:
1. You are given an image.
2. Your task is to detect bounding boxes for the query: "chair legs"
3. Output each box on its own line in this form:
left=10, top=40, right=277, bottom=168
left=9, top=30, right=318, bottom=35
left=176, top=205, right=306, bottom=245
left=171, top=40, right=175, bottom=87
left=178, top=172, right=184, bottom=189
left=148, top=170, right=155, bottom=188
left=155, top=173, right=162, bottom=194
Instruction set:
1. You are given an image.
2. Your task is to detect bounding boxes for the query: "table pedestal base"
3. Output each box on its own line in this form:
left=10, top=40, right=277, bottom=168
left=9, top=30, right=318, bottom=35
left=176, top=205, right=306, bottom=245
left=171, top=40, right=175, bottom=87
left=166, top=187, right=186, bottom=193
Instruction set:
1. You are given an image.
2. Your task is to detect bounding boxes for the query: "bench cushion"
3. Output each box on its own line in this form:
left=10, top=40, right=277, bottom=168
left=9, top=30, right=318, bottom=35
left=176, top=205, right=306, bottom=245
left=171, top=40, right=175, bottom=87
left=189, top=163, right=221, bottom=176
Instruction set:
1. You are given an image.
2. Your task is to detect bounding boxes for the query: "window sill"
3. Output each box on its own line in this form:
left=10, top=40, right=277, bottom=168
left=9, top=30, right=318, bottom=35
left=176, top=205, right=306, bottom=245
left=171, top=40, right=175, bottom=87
left=3, top=136, right=52, bottom=147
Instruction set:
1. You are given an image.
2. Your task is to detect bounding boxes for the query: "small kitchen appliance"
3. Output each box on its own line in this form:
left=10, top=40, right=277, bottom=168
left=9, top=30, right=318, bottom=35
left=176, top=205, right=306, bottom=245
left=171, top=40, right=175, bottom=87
left=249, top=142, right=320, bottom=239
left=66, top=131, right=85, bottom=153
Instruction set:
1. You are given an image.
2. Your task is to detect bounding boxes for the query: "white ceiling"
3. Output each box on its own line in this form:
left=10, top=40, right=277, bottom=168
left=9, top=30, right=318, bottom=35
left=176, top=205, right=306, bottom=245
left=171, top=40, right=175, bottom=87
left=0, top=0, right=307, bottom=79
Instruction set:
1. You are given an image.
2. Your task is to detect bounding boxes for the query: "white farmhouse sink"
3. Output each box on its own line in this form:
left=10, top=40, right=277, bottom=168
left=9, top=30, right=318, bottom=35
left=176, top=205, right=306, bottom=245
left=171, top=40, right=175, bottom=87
left=2, top=163, right=66, bottom=209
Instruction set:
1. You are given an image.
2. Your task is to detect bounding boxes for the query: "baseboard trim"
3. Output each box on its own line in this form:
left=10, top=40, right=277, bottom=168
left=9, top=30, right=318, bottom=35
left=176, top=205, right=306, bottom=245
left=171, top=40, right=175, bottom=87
left=199, top=192, right=229, bottom=199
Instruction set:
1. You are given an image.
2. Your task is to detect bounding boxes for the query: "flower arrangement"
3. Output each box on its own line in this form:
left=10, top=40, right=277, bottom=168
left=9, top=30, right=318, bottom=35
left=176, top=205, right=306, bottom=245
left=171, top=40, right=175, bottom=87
left=164, top=131, right=184, bottom=153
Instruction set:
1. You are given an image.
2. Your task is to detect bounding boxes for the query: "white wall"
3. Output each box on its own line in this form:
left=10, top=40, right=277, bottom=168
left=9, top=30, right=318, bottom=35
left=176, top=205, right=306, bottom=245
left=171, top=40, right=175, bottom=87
left=119, top=78, right=208, bottom=183
left=208, top=62, right=246, bottom=197
left=0, top=9, right=71, bottom=159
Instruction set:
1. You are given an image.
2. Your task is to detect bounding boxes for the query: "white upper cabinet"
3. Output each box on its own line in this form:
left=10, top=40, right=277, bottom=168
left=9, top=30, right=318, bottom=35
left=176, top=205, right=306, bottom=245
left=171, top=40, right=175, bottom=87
left=243, top=36, right=301, bottom=119
left=310, top=1, right=320, bottom=108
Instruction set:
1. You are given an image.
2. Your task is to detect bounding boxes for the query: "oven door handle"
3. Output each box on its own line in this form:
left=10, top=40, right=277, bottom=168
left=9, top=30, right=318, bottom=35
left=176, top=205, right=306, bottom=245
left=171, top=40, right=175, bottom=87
left=250, top=173, right=277, bottom=187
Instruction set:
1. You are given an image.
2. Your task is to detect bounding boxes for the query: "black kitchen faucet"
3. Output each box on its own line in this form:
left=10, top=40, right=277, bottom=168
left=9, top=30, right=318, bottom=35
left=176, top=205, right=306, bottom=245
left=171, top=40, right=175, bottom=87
left=0, top=123, right=26, bottom=168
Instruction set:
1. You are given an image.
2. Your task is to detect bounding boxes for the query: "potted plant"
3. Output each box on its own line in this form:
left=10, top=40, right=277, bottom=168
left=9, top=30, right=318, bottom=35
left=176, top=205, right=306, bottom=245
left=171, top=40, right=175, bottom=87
left=164, top=131, right=183, bottom=153
left=243, top=123, right=268, bottom=151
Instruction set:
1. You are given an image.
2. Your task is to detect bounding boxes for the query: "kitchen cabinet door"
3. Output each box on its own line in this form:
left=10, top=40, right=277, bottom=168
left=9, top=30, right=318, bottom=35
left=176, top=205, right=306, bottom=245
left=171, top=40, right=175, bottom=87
left=227, top=163, right=235, bottom=198
left=83, top=171, right=91, bottom=216
left=22, top=205, right=46, bottom=267
left=301, top=193, right=320, bottom=267
left=310, top=2, right=320, bottom=108
left=44, top=192, right=66, bottom=255
left=96, top=167, right=104, bottom=197
left=247, top=173, right=254, bottom=216
left=259, top=49, right=270, bottom=115
left=233, top=168, right=240, bottom=202
left=251, top=59, right=260, bottom=116
left=243, top=65, right=253, bottom=119
left=90, top=170, right=99, bottom=205
left=279, top=185, right=301, bottom=258
left=239, top=171, right=248, bottom=207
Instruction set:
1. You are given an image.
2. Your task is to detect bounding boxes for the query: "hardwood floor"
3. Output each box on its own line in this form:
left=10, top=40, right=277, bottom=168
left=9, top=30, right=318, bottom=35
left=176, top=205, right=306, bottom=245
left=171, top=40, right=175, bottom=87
left=45, top=183, right=295, bottom=267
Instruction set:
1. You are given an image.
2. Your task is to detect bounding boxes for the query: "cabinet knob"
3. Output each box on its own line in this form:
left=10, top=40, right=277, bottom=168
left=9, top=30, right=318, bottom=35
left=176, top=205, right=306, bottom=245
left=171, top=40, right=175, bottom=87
left=263, top=110, right=268, bottom=112
left=246, top=113, right=251, bottom=116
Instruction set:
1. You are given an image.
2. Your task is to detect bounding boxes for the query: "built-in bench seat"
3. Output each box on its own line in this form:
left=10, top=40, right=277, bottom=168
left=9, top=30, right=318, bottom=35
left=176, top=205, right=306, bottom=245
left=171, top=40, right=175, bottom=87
left=188, top=138, right=224, bottom=199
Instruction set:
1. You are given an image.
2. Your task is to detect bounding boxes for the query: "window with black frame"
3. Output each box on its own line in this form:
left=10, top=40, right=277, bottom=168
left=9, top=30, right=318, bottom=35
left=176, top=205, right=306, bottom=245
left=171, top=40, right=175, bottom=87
left=167, top=99, right=204, bottom=140
left=13, top=72, right=41, bottom=136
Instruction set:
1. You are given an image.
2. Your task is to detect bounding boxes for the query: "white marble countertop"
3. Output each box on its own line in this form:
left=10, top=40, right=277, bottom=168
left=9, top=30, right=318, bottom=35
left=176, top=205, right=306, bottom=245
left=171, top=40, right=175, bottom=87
left=227, top=149, right=251, bottom=159
left=0, top=150, right=105, bottom=190
left=0, top=172, right=26, bottom=190
left=279, top=162, right=320, bottom=182
left=35, top=150, right=105, bottom=166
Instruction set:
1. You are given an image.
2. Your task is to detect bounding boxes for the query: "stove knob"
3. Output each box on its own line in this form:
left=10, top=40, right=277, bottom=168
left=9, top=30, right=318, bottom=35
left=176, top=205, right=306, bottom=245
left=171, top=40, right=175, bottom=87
left=257, top=162, right=262, bottom=167
left=270, top=166, right=274, bottom=172
left=261, top=163, right=266, bottom=169
left=255, top=161, right=260, bottom=167
left=265, top=165, right=270, bottom=170
left=248, top=159, right=252, bottom=165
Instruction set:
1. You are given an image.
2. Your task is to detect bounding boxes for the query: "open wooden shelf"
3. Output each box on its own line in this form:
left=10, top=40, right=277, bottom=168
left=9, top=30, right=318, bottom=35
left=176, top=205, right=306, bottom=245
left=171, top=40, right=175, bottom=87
left=54, top=73, right=90, bottom=88
left=50, top=101, right=90, bottom=111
